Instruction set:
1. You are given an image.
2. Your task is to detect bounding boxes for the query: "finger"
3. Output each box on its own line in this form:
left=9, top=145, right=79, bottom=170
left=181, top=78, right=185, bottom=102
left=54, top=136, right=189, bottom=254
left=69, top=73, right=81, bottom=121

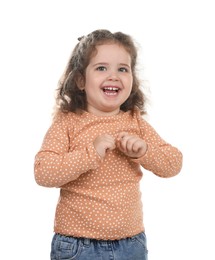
left=116, top=132, right=129, bottom=142
left=120, top=135, right=135, bottom=152
left=132, top=140, right=148, bottom=157
left=109, top=141, right=116, bottom=150
left=105, top=139, right=116, bottom=151
left=128, top=137, right=142, bottom=152
left=132, top=140, right=142, bottom=153
left=118, top=135, right=129, bottom=151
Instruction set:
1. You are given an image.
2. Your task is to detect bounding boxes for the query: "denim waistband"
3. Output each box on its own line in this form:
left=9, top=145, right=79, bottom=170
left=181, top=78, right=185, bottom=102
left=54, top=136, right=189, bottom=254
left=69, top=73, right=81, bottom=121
left=81, top=232, right=145, bottom=246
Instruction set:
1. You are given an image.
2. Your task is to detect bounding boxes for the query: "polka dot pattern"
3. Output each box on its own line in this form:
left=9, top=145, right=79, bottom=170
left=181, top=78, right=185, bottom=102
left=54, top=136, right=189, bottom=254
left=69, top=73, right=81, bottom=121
left=34, top=109, right=182, bottom=240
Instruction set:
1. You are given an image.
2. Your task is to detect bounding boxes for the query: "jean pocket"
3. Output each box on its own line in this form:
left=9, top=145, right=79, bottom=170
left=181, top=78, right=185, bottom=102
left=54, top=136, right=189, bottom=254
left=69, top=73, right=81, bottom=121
left=51, top=234, right=83, bottom=260
left=132, top=232, right=148, bottom=253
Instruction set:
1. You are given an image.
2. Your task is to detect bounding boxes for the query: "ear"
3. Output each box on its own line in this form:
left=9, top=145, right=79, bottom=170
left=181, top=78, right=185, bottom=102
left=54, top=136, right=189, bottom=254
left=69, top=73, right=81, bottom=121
left=76, top=74, right=85, bottom=90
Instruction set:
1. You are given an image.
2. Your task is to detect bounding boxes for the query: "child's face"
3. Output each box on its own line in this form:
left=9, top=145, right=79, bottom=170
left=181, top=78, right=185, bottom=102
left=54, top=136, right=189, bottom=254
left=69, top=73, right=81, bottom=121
left=84, top=43, right=133, bottom=116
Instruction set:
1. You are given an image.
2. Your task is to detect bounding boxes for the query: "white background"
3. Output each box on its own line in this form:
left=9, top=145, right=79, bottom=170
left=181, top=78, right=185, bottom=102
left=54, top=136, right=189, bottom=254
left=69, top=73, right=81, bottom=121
left=0, top=0, right=214, bottom=259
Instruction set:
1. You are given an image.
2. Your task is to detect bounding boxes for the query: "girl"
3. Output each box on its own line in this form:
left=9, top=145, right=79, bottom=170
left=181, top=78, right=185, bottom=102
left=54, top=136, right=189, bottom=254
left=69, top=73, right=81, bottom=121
left=34, top=29, right=183, bottom=260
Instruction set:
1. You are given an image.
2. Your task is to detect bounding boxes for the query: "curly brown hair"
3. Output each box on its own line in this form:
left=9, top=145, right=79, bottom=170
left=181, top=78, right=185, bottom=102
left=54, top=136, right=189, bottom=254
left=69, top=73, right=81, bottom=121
left=54, top=29, right=147, bottom=116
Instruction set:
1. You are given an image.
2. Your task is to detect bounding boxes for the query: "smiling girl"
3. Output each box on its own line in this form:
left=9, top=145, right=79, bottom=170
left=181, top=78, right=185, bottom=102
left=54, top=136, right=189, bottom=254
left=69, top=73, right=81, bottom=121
left=34, top=29, right=183, bottom=260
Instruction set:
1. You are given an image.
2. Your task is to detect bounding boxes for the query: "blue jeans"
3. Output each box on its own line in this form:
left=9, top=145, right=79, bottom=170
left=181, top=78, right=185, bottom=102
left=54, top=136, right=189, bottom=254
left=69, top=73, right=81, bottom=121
left=51, top=232, right=148, bottom=260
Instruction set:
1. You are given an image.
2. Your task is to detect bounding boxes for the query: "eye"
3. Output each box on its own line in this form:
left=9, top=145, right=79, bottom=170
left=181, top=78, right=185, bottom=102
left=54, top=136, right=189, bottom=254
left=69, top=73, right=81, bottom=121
left=119, top=67, right=128, bottom=72
left=96, top=66, right=107, bottom=71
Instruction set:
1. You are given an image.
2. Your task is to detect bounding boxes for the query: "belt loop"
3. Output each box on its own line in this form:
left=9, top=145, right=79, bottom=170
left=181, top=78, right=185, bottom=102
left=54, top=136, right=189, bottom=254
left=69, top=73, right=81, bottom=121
left=83, top=237, right=91, bottom=246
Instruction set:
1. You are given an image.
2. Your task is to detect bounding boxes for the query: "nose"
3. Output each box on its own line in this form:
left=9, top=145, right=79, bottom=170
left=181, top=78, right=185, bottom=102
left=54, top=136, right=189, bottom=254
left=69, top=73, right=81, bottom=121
left=107, top=72, right=119, bottom=81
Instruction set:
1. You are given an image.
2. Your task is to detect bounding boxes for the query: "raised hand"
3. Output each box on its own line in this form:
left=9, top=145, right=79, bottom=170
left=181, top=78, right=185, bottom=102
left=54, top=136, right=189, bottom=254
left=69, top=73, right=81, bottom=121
left=116, top=132, right=147, bottom=158
left=93, top=134, right=116, bottom=158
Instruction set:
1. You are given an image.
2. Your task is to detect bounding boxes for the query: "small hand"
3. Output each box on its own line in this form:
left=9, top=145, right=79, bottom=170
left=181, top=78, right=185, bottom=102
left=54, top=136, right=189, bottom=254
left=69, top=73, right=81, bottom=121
left=93, top=134, right=116, bottom=158
left=116, top=132, right=147, bottom=158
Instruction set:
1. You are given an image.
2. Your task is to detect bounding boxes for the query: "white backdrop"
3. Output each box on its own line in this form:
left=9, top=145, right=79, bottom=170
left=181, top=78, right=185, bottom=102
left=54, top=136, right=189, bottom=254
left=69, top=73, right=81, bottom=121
left=1, top=1, right=214, bottom=259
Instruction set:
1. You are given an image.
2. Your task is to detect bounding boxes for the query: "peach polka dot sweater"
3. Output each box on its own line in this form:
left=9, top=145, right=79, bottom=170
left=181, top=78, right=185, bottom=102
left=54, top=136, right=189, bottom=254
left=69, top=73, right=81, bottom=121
left=34, top=109, right=182, bottom=240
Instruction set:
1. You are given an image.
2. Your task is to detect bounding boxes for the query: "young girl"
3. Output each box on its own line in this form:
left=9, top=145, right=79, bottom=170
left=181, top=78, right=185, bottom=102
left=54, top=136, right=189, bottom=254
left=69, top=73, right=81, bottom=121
left=34, top=29, right=183, bottom=260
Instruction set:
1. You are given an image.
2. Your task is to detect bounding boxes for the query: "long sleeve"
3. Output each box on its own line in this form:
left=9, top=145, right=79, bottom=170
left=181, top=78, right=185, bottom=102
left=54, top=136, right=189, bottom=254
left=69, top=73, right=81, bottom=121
left=132, top=114, right=183, bottom=178
left=34, top=113, right=102, bottom=187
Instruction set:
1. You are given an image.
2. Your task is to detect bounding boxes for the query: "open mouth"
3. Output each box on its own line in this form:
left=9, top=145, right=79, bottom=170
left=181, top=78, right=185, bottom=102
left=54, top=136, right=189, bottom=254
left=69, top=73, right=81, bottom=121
left=102, top=87, right=120, bottom=95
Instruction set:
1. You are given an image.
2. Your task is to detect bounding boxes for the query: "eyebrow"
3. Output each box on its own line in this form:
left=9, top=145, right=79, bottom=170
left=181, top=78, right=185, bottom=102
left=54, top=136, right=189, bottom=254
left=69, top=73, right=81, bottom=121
left=92, top=62, right=131, bottom=68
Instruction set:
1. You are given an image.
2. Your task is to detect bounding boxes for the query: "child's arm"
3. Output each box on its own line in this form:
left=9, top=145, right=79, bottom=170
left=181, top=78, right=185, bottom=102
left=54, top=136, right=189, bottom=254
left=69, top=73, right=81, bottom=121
left=136, top=117, right=183, bottom=177
left=117, top=117, right=182, bottom=178
left=34, top=113, right=103, bottom=188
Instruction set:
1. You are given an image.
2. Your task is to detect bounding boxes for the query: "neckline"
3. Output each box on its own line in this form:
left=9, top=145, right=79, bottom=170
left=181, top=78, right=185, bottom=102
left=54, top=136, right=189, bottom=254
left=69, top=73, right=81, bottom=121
left=81, top=110, right=124, bottom=119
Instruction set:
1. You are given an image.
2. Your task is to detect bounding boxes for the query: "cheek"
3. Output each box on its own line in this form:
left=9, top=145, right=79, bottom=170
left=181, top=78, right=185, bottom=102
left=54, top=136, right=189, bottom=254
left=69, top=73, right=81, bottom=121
left=85, top=73, right=102, bottom=88
left=125, top=74, right=133, bottom=84
left=126, top=78, right=133, bottom=91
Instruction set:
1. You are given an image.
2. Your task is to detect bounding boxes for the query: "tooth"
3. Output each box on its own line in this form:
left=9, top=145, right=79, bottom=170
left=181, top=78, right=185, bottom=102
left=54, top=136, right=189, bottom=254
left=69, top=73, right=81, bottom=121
left=103, top=87, right=119, bottom=91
